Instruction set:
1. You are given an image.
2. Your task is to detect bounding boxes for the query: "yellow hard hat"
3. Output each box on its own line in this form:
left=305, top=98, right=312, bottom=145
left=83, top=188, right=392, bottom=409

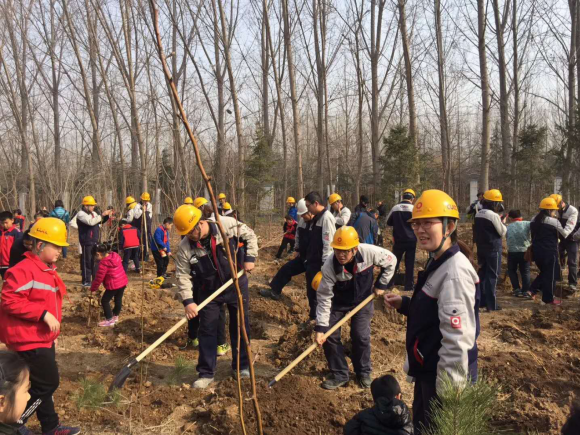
left=82, top=196, right=97, bottom=206
left=403, top=188, right=416, bottom=197
left=331, top=226, right=360, bottom=250
left=312, top=271, right=323, bottom=291
left=128, top=202, right=137, bottom=210
left=540, top=197, right=559, bottom=210
left=223, top=202, right=232, bottom=210
left=410, top=189, right=459, bottom=221
left=29, top=217, right=69, bottom=247
left=328, top=193, right=342, bottom=205
left=173, top=205, right=203, bottom=235
left=287, top=197, right=296, bottom=204
left=218, top=193, right=226, bottom=200
left=125, top=196, right=136, bottom=205
left=141, top=192, right=151, bottom=201
left=550, top=194, right=563, bottom=206
left=483, top=189, right=503, bottom=202
left=193, top=197, right=208, bottom=209
left=184, top=196, right=194, bottom=205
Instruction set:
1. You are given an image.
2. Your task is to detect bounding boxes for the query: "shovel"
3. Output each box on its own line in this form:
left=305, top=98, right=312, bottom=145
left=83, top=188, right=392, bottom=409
left=108, top=270, right=244, bottom=392
left=268, top=292, right=376, bottom=387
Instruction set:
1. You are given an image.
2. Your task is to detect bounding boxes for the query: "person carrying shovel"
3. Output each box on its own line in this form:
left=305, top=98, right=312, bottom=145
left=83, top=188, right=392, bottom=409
left=172, top=204, right=258, bottom=389
left=314, top=226, right=396, bottom=390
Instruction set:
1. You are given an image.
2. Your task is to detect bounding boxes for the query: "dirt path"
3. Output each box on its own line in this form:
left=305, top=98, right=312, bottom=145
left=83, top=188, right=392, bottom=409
left=5, top=225, right=580, bottom=434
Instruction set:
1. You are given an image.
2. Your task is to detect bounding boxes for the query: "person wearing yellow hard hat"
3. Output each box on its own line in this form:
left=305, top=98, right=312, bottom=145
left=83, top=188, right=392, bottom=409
left=285, top=196, right=298, bottom=221
left=172, top=203, right=259, bottom=389
left=221, top=202, right=234, bottom=217
left=77, top=195, right=112, bottom=286
left=328, top=193, right=351, bottom=229
left=529, top=197, right=574, bottom=305
left=383, top=189, right=479, bottom=434
left=385, top=188, right=418, bottom=291
left=549, top=193, right=579, bottom=293
left=314, top=226, right=396, bottom=390
left=193, top=197, right=214, bottom=219
left=130, top=193, right=153, bottom=261
left=184, top=196, right=194, bottom=205
left=217, top=193, right=227, bottom=214
left=0, top=217, right=82, bottom=435
left=473, top=189, right=507, bottom=312
left=260, top=198, right=314, bottom=301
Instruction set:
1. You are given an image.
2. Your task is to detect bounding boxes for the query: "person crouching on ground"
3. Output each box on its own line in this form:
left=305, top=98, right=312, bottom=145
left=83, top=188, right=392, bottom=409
left=315, top=226, right=396, bottom=390
left=172, top=205, right=258, bottom=389
left=151, top=217, right=173, bottom=278
left=383, top=190, right=480, bottom=435
left=276, top=215, right=297, bottom=259
left=90, top=243, right=129, bottom=327
left=0, top=218, right=80, bottom=435
left=343, top=374, right=413, bottom=435
left=119, top=219, right=141, bottom=273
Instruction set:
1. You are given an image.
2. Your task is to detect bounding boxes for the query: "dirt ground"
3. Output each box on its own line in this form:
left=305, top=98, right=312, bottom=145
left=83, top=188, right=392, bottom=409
left=3, top=223, right=580, bottom=434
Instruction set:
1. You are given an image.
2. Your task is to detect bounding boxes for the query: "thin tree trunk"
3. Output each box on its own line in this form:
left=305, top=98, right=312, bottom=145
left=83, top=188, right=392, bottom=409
left=563, top=0, right=577, bottom=199
left=477, top=0, right=491, bottom=191
left=512, top=0, right=519, bottom=199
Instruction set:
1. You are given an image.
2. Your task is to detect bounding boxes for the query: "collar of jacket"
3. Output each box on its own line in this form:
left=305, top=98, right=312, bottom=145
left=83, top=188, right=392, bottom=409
left=511, top=218, right=523, bottom=222
left=416, top=244, right=460, bottom=291
left=332, top=249, right=363, bottom=275
left=24, top=251, right=58, bottom=273
left=1, top=225, right=17, bottom=234
left=312, top=207, right=328, bottom=224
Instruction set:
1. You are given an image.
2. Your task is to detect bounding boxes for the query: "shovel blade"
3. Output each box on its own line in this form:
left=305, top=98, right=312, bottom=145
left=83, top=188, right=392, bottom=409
left=108, top=358, right=138, bottom=393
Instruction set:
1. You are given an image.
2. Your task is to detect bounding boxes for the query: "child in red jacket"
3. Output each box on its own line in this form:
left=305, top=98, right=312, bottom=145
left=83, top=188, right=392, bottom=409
left=275, top=215, right=297, bottom=259
left=0, top=217, right=80, bottom=435
left=90, top=243, right=129, bottom=327
left=0, top=211, right=22, bottom=279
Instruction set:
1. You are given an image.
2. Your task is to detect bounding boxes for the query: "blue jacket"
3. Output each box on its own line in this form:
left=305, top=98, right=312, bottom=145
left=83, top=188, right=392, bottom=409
left=49, top=207, right=70, bottom=225
left=288, top=206, right=298, bottom=221
left=151, top=225, right=170, bottom=252
left=353, top=212, right=378, bottom=245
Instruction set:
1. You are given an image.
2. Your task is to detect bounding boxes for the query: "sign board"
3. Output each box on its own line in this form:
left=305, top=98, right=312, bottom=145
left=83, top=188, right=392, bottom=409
left=260, top=183, right=275, bottom=211
left=470, top=180, right=479, bottom=204
left=554, top=176, right=562, bottom=194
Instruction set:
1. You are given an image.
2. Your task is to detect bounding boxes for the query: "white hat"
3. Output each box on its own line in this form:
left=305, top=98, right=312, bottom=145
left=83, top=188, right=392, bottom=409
left=296, top=198, right=308, bottom=216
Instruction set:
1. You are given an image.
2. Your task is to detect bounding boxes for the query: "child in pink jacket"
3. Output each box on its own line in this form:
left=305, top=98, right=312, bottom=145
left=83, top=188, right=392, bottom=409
left=90, top=243, right=129, bottom=327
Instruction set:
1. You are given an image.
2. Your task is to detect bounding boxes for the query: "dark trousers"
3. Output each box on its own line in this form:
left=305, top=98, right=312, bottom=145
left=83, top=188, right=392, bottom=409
left=507, top=251, right=531, bottom=292
left=388, top=242, right=416, bottom=290
left=141, top=231, right=151, bottom=261
left=101, top=287, right=126, bottom=320
left=17, top=345, right=59, bottom=433
left=412, top=379, right=438, bottom=435
left=532, top=251, right=560, bottom=303
left=80, top=244, right=96, bottom=284
left=122, top=248, right=141, bottom=272
left=197, top=276, right=250, bottom=378
left=560, top=239, right=579, bottom=286
left=152, top=250, right=169, bottom=277
left=269, top=256, right=306, bottom=295
left=322, top=300, right=373, bottom=382
left=305, top=264, right=322, bottom=320
left=478, top=250, right=501, bottom=310
left=276, top=237, right=295, bottom=258
left=188, top=303, right=227, bottom=345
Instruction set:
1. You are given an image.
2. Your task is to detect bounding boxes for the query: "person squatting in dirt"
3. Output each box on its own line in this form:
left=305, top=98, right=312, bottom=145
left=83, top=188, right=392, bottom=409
left=314, top=226, right=396, bottom=390
left=118, top=219, right=141, bottom=273
left=529, top=197, right=572, bottom=305
left=150, top=217, right=173, bottom=278
left=260, top=198, right=312, bottom=301
left=90, top=242, right=129, bottom=327
left=172, top=205, right=258, bottom=389
left=275, top=215, right=297, bottom=259
left=0, top=218, right=81, bottom=435
left=76, top=195, right=112, bottom=287
left=343, top=374, right=413, bottom=435
left=384, top=189, right=480, bottom=435
left=0, top=211, right=22, bottom=279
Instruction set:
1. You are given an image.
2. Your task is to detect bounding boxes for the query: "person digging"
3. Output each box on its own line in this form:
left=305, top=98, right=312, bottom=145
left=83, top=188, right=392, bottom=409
left=314, top=226, right=396, bottom=390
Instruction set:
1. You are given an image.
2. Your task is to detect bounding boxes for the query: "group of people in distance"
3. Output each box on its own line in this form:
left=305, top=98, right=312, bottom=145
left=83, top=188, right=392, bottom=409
left=0, top=186, right=576, bottom=435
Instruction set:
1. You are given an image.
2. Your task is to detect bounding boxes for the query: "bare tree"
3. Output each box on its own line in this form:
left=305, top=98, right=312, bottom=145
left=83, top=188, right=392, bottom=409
left=477, top=0, right=491, bottom=191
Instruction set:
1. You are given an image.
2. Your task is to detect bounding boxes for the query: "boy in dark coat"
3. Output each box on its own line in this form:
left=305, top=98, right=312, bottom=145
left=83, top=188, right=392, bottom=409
left=344, top=375, right=413, bottom=435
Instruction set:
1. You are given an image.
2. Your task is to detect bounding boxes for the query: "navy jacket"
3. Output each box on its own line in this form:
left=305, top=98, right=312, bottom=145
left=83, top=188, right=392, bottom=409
left=474, top=206, right=507, bottom=255
left=531, top=215, right=568, bottom=255
left=386, top=201, right=416, bottom=244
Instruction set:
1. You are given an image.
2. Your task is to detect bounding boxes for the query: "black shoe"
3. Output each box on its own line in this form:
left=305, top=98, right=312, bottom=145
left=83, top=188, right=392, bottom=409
left=357, top=375, right=372, bottom=389
left=321, top=378, right=348, bottom=390
left=259, top=288, right=281, bottom=301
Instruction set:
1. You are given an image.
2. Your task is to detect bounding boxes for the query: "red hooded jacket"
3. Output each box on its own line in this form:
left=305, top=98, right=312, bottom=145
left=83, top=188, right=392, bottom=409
left=0, top=225, right=21, bottom=267
left=0, top=252, right=66, bottom=351
left=90, top=251, right=128, bottom=292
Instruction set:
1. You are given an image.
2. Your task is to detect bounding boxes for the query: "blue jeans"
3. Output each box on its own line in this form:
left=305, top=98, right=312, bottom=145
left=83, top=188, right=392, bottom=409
left=507, top=252, right=531, bottom=292
left=478, top=250, right=501, bottom=310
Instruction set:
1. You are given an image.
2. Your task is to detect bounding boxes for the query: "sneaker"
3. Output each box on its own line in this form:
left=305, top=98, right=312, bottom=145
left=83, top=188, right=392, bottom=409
left=180, top=338, right=199, bottom=350
left=82, top=282, right=91, bottom=288
left=42, top=425, right=81, bottom=435
left=192, top=377, right=214, bottom=389
left=357, top=375, right=372, bottom=389
left=321, top=378, right=348, bottom=390
left=232, top=368, right=250, bottom=379
left=512, top=289, right=521, bottom=297
left=112, top=316, right=119, bottom=324
left=259, top=288, right=281, bottom=301
left=98, top=319, right=116, bottom=327
left=217, top=343, right=231, bottom=356
left=548, top=300, right=562, bottom=306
